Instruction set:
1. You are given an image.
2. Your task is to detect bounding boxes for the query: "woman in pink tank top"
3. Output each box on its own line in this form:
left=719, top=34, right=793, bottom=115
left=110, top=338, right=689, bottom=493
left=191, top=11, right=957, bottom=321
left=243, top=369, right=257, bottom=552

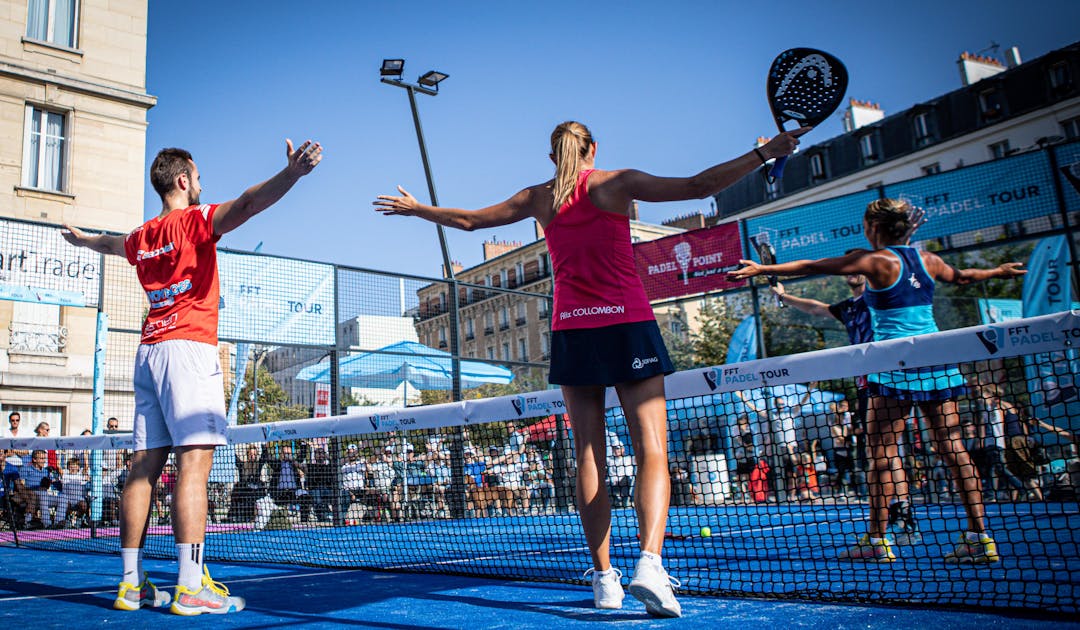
left=376, top=122, right=802, bottom=617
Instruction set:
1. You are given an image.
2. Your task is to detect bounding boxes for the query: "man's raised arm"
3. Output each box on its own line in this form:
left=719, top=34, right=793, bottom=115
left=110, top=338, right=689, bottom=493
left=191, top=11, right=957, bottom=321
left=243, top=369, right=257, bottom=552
left=61, top=225, right=126, bottom=257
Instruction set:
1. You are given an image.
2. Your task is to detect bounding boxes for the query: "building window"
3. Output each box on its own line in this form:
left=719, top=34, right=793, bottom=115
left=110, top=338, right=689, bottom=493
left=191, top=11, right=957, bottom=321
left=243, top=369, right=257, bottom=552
left=516, top=302, right=527, bottom=326
left=1049, top=61, right=1072, bottom=93
left=486, top=346, right=495, bottom=360
left=25, top=0, right=79, bottom=49
left=501, top=343, right=510, bottom=362
left=1062, top=116, right=1080, bottom=140
left=669, top=320, right=684, bottom=337
left=912, top=112, right=933, bottom=145
left=465, top=318, right=474, bottom=340
left=500, top=269, right=509, bottom=287
left=858, top=133, right=878, bottom=164
left=465, top=286, right=474, bottom=302
left=537, top=298, right=549, bottom=318
left=483, top=276, right=492, bottom=287
left=537, top=254, right=549, bottom=276
left=988, top=140, right=1010, bottom=160
left=438, top=327, right=447, bottom=348
left=22, top=105, right=68, bottom=192
left=979, top=87, right=1005, bottom=120
left=921, top=162, right=941, bottom=176
left=484, top=312, right=494, bottom=334
left=499, top=306, right=510, bottom=329
left=10, top=302, right=65, bottom=354
left=809, top=153, right=826, bottom=180
left=517, top=338, right=527, bottom=361
left=515, top=262, right=525, bottom=284
left=540, top=332, right=549, bottom=356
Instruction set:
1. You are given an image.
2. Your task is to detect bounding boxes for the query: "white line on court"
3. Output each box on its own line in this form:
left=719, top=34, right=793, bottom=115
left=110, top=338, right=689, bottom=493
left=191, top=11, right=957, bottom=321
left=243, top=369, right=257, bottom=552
left=0, top=567, right=371, bottom=603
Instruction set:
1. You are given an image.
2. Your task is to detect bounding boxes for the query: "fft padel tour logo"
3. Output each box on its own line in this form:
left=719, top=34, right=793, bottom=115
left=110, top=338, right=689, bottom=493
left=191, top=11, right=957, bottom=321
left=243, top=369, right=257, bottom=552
left=975, top=326, right=1005, bottom=354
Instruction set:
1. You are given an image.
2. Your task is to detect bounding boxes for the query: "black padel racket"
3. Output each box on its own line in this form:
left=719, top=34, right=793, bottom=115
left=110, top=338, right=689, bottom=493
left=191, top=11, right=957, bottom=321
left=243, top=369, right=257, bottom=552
left=750, top=233, right=784, bottom=308
left=766, top=48, right=848, bottom=182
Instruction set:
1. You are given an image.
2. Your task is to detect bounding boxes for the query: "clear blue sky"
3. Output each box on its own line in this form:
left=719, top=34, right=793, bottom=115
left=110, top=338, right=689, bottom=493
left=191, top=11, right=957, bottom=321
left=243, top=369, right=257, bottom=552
left=144, top=1, right=1079, bottom=278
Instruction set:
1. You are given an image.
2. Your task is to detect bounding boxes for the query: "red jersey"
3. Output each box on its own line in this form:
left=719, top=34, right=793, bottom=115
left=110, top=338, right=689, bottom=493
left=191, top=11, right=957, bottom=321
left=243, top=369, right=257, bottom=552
left=124, top=204, right=221, bottom=345
left=545, top=170, right=655, bottom=331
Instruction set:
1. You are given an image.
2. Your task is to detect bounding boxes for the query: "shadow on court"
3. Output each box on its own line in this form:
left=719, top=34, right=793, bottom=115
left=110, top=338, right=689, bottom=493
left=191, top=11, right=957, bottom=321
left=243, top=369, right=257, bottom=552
left=0, top=545, right=1075, bottom=629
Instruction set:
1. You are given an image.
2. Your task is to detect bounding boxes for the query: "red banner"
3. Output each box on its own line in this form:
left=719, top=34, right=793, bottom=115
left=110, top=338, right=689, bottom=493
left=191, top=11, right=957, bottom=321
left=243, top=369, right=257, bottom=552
left=634, top=222, right=746, bottom=301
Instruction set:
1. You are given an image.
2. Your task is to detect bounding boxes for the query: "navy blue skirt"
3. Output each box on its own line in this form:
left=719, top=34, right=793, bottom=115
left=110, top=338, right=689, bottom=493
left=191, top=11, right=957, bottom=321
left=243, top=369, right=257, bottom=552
left=548, top=320, right=675, bottom=387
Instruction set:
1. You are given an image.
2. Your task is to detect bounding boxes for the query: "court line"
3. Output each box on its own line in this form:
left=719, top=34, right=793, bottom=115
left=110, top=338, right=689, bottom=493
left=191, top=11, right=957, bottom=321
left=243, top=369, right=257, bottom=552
left=0, top=567, right=371, bottom=603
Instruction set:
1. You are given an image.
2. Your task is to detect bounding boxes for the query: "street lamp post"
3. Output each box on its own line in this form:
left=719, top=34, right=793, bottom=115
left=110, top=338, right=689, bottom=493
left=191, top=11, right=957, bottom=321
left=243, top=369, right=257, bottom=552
left=379, top=59, right=461, bottom=403
left=381, top=59, right=468, bottom=519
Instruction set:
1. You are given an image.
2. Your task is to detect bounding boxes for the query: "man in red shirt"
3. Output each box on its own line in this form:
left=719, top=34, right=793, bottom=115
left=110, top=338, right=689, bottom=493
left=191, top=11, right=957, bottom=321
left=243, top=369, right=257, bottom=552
left=63, top=138, right=322, bottom=615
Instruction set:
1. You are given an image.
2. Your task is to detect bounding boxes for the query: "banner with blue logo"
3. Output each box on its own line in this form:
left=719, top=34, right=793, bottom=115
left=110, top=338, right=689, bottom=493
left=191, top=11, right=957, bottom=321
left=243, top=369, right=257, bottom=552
left=977, top=298, right=1023, bottom=324
left=218, top=250, right=336, bottom=346
left=744, top=190, right=879, bottom=263
left=0, top=219, right=101, bottom=307
left=1021, top=235, right=1080, bottom=438
left=885, top=151, right=1059, bottom=244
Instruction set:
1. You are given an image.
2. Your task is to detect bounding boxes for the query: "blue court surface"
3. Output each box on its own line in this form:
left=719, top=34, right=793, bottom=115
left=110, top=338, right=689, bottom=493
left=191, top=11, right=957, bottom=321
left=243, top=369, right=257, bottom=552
left=0, top=545, right=1076, bottom=629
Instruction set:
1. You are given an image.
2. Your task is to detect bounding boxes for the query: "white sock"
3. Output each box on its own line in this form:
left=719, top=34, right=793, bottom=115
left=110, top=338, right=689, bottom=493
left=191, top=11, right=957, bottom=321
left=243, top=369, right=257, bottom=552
left=120, top=548, right=141, bottom=585
left=639, top=551, right=662, bottom=565
left=176, top=543, right=204, bottom=591
left=965, top=530, right=986, bottom=543
left=869, top=537, right=885, bottom=545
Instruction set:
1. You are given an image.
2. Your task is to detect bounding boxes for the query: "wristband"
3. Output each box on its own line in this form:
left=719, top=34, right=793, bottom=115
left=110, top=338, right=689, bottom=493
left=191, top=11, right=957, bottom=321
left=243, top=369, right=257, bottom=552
left=754, top=148, right=768, bottom=165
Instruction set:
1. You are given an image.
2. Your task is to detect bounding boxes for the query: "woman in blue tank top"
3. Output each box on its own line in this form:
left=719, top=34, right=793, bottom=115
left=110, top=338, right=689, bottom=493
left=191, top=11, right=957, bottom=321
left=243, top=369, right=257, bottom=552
left=729, top=198, right=1025, bottom=565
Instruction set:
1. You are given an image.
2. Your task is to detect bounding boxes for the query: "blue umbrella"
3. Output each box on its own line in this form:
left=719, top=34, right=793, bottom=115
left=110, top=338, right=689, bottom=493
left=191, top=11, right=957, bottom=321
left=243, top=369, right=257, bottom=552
left=295, top=340, right=514, bottom=391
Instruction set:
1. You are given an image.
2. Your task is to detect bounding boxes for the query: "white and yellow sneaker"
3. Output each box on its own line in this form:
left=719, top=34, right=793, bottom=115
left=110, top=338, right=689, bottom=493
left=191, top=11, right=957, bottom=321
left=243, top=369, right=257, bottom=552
left=170, top=566, right=246, bottom=615
left=113, top=573, right=172, bottom=611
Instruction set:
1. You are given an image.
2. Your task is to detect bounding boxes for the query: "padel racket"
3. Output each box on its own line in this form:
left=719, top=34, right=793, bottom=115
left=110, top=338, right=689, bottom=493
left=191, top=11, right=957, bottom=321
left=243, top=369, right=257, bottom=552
left=749, top=233, right=784, bottom=308
left=766, top=48, right=848, bottom=182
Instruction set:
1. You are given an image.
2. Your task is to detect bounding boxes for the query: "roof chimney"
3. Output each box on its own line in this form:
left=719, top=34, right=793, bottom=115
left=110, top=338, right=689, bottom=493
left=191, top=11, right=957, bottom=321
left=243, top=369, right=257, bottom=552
left=842, top=99, right=884, bottom=132
left=958, top=51, right=1005, bottom=86
left=482, top=237, right=523, bottom=261
left=1005, top=46, right=1022, bottom=69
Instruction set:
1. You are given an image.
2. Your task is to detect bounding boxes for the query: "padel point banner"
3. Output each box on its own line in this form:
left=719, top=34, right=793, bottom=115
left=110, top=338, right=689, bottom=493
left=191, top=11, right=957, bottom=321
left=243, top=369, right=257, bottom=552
left=634, top=222, right=744, bottom=300
left=0, top=218, right=101, bottom=307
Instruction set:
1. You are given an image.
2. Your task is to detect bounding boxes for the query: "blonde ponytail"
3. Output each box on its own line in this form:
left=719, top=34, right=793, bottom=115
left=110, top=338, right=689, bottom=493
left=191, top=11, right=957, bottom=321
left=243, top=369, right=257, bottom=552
left=550, top=121, right=594, bottom=211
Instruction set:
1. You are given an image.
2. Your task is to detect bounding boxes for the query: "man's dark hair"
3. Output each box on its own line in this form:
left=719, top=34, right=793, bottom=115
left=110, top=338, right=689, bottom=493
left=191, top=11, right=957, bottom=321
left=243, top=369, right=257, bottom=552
left=149, top=148, right=194, bottom=199
left=8, top=411, right=19, bottom=421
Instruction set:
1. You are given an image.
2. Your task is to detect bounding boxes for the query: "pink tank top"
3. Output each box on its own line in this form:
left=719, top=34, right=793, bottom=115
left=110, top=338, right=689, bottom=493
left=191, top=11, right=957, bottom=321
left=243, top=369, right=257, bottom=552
left=545, top=169, right=655, bottom=331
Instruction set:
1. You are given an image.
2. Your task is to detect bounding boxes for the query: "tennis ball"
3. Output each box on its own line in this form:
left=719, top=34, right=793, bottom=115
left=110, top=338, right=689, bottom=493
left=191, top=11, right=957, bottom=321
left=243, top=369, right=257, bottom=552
left=700, top=526, right=712, bottom=538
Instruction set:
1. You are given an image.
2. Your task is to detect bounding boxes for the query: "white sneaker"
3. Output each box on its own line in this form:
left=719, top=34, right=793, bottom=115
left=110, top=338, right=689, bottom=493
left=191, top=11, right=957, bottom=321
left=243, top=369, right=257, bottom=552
left=628, top=556, right=682, bottom=618
left=583, top=567, right=624, bottom=609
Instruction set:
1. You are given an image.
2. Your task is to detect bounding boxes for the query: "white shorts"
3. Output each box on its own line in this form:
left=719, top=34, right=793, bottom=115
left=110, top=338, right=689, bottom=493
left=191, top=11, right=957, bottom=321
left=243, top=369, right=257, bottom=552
left=133, top=339, right=228, bottom=451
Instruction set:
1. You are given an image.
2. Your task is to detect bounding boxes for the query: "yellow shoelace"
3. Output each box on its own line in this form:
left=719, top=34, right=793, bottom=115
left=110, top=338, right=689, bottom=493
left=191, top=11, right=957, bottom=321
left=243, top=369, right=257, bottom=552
left=201, top=566, right=231, bottom=598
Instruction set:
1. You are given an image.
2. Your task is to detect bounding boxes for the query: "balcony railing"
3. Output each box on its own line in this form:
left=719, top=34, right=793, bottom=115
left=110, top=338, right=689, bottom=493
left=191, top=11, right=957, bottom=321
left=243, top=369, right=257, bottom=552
left=9, top=322, right=67, bottom=354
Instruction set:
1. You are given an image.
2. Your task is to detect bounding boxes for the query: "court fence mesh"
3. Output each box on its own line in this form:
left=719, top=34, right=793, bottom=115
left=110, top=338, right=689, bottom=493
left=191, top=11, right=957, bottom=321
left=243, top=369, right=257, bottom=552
left=2, top=311, right=1078, bottom=614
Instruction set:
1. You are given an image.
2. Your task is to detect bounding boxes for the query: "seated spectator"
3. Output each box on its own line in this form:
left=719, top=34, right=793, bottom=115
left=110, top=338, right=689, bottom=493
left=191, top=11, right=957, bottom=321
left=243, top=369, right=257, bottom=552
left=427, top=447, right=451, bottom=518
left=670, top=464, right=697, bottom=506
left=606, top=444, right=634, bottom=508
left=2, top=450, right=27, bottom=526
left=369, top=446, right=399, bottom=521
left=229, top=445, right=265, bottom=523
left=59, top=456, right=90, bottom=527
left=105, top=417, right=121, bottom=433
left=340, top=444, right=368, bottom=521
left=462, top=447, right=488, bottom=516
left=155, top=462, right=177, bottom=525
left=264, top=443, right=313, bottom=522
left=524, top=458, right=554, bottom=513
left=21, top=450, right=62, bottom=528
left=796, top=451, right=820, bottom=501
left=307, top=447, right=335, bottom=522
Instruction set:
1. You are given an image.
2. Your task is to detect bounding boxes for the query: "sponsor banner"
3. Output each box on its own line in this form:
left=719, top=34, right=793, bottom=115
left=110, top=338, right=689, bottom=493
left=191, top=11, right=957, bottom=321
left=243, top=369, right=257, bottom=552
left=1023, top=235, right=1075, bottom=318
left=885, top=151, right=1058, bottom=242
left=977, top=298, right=1023, bottom=324
left=0, top=218, right=101, bottom=307
left=314, top=383, right=331, bottom=418
left=464, top=389, right=567, bottom=424
left=634, top=222, right=744, bottom=300
left=218, top=251, right=335, bottom=346
left=726, top=315, right=759, bottom=364
left=744, top=190, right=880, bottom=263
